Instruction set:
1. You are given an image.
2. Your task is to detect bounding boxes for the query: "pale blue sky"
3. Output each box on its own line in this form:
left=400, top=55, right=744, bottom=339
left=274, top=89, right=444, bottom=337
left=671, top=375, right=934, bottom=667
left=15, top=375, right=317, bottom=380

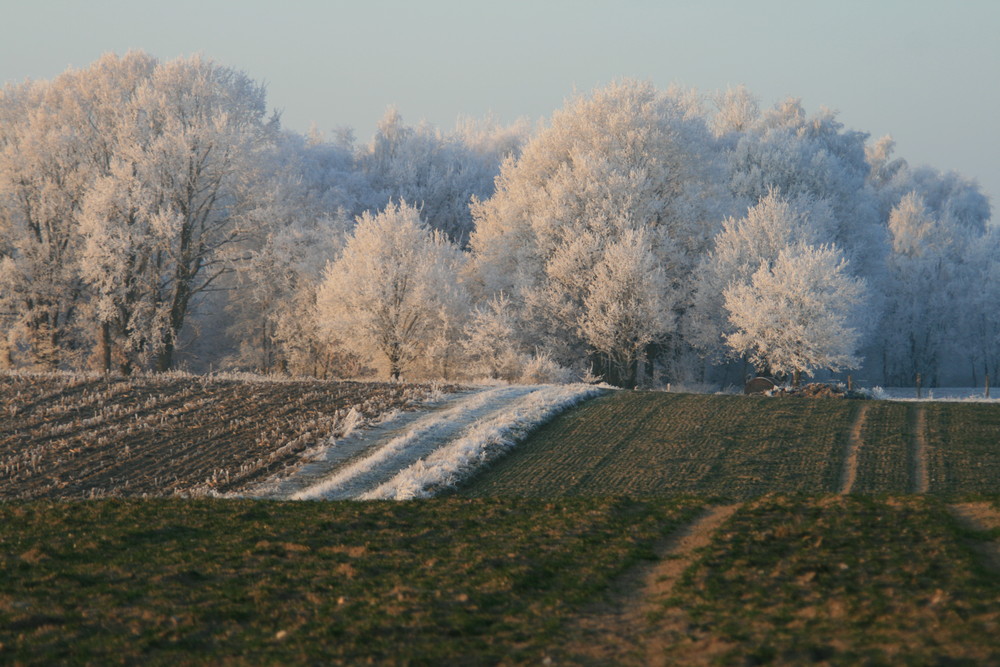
left=2, top=0, right=998, bottom=207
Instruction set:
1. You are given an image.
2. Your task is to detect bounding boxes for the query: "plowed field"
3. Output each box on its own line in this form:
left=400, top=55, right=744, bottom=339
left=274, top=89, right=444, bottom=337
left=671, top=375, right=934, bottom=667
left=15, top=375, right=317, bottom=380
left=0, top=373, right=454, bottom=499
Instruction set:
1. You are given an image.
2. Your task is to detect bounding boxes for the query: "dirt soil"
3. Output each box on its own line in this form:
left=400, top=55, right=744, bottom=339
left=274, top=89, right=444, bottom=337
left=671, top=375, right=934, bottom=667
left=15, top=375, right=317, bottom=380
left=840, top=402, right=870, bottom=494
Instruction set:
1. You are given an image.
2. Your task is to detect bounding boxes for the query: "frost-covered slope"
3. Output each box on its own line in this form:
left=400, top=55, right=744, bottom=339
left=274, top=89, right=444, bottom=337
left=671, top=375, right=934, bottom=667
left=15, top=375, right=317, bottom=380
left=260, top=384, right=606, bottom=501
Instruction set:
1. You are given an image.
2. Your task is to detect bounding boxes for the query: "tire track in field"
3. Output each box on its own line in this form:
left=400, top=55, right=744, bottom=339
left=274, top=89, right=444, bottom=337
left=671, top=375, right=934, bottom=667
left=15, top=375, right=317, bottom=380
left=561, top=504, right=740, bottom=666
left=911, top=405, right=929, bottom=493
left=839, top=402, right=869, bottom=494
left=948, top=503, right=1000, bottom=573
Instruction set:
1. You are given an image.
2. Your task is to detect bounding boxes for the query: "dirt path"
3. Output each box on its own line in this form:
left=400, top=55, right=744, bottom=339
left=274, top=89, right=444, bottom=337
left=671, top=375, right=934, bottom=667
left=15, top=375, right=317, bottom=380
left=561, top=504, right=740, bottom=666
left=839, top=403, right=869, bottom=494
left=948, top=502, right=1000, bottom=573
left=912, top=405, right=929, bottom=493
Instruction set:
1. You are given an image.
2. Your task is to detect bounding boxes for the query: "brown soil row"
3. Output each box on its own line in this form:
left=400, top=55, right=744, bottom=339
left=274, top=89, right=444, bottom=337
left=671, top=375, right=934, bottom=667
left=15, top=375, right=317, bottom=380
left=912, top=405, right=930, bottom=493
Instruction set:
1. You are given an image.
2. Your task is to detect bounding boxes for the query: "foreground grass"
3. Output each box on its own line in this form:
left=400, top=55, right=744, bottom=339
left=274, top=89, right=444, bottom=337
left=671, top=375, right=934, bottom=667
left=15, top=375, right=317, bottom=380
left=925, top=402, right=1000, bottom=494
left=654, top=495, right=1000, bottom=665
left=2, top=496, right=997, bottom=664
left=0, top=497, right=701, bottom=665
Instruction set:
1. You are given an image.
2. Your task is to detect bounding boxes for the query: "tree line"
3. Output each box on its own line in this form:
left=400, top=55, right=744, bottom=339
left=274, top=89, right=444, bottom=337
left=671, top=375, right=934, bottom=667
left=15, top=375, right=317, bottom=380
left=1, top=52, right=995, bottom=388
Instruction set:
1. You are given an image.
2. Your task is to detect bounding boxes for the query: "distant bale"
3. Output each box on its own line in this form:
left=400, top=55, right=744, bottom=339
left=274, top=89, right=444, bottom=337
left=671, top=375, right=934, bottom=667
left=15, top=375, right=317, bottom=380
left=744, top=377, right=777, bottom=395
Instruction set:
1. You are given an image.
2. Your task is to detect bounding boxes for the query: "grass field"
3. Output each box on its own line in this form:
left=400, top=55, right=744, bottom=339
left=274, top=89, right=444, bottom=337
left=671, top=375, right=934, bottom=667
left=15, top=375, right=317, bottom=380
left=0, top=497, right=703, bottom=665
left=459, top=391, right=1000, bottom=499
left=3, top=381, right=1000, bottom=664
left=2, top=496, right=997, bottom=664
left=635, top=495, right=1000, bottom=665
left=924, top=402, right=1000, bottom=495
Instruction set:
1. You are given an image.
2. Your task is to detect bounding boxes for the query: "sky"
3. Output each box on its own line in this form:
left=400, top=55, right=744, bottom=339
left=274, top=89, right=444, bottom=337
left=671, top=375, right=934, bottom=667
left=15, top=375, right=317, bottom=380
left=2, top=0, right=998, bottom=210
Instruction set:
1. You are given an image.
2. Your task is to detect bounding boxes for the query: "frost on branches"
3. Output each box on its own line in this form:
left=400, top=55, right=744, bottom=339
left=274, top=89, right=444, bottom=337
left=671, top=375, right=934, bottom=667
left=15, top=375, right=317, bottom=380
left=315, top=202, right=468, bottom=381
left=0, top=58, right=996, bottom=388
left=580, top=229, right=673, bottom=388
left=723, top=244, right=867, bottom=384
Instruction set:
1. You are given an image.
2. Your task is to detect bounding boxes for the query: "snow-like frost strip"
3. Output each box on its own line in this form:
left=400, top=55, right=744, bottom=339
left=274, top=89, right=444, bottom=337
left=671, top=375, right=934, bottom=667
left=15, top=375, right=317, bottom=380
left=289, top=385, right=539, bottom=500
left=360, top=384, right=607, bottom=500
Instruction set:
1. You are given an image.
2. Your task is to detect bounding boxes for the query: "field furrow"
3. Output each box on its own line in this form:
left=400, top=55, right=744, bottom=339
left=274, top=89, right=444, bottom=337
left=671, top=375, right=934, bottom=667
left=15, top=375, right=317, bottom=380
left=839, top=402, right=868, bottom=494
left=560, top=503, right=740, bottom=665
left=627, top=496, right=1000, bottom=666
left=912, top=405, right=930, bottom=493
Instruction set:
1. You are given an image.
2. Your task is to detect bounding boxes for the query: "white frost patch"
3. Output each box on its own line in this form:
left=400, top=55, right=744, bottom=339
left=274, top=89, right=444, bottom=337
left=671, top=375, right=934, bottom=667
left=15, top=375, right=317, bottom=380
left=359, top=384, right=606, bottom=500
left=289, top=385, right=540, bottom=500
left=871, top=386, right=1000, bottom=402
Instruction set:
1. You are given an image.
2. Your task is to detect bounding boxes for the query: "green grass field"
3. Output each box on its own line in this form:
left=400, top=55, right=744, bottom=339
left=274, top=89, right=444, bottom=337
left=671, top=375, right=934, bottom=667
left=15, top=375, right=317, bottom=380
left=458, top=391, right=1000, bottom=499
left=0, top=497, right=703, bottom=665
left=3, top=496, right=997, bottom=665
left=925, top=402, right=1000, bottom=494
left=641, top=495, right=1000, bottom=665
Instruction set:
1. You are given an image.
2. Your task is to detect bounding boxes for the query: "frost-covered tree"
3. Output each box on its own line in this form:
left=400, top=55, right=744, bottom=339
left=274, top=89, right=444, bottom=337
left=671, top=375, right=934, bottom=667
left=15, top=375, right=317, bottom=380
left=688, top=190, right=834, bottom=359
left=78, top=55, right=277, bottom=372
left=222, top=129, right=358, bottom=375
left=580, top=229, right=673, bottom=387
left=0, top=83, right=87, bottom=368
left=2, top=61, right=995, bottom=386
left=710, top=85, right=760, bottom=139
left=315, top=202, right=467, bottom=381
left=461, top=293, right=525, bottom=382
left=357, top=108, right=524, bottom=245
left=960, top=229, right=1000, bottom=385
left=875, top=192, right=964, bottom=385
left=727, top=98, right=885, bottom=273
left=0, top=52, right=161, bottom=369
left=468, top=80, right=727, bottom=383
left=723, top=243, right=867, bottom=384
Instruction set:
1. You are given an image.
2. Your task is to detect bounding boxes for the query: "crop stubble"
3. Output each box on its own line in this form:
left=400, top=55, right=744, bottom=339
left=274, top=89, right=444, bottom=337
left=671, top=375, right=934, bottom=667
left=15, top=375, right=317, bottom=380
left=0, top=374, right=451, bottom=499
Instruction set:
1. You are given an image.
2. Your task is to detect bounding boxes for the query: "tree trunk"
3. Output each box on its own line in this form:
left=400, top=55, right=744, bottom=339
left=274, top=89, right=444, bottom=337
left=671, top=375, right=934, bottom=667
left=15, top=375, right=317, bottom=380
left=99, top=322, right=112, bottom=374
left=155, top=343, right=174, bottom=373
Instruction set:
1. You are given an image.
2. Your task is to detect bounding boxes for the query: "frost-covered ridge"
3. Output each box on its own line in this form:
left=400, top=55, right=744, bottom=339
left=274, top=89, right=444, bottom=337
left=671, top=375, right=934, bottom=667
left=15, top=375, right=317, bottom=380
left=288, top=384, right=606, bottom=501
